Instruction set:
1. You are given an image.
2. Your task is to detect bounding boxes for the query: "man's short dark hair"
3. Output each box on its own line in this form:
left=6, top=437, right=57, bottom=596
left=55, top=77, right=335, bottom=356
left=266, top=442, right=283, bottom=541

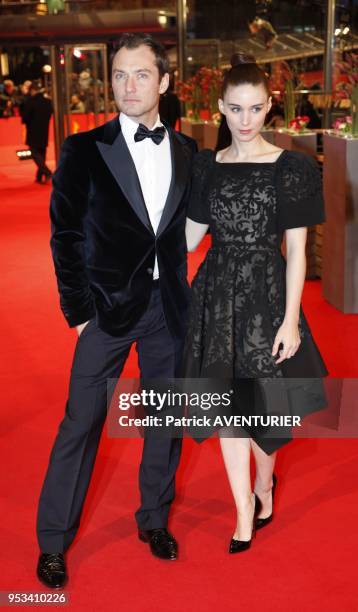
left=113, top=33, right=169, bottom=78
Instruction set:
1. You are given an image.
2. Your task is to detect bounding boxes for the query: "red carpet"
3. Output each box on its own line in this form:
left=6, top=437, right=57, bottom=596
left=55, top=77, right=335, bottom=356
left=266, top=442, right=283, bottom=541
left=0, top=159, right=357, bottom=610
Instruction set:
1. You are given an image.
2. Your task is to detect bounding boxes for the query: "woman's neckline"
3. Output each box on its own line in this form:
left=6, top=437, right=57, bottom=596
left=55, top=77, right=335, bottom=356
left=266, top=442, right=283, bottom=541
left=214, top=149, right=286, bottom=165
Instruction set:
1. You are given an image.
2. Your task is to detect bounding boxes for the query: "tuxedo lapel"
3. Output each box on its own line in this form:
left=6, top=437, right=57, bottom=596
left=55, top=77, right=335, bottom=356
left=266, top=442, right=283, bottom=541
left=96, top=117, right=154, bottom=233
left=156, top=125, right=191, bottom=237
left=96, top=116, right=190, bottom=237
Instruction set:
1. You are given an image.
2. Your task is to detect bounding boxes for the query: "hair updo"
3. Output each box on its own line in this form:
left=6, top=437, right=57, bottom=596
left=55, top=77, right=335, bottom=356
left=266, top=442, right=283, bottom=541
left=221, top=52, right=271, bottom=98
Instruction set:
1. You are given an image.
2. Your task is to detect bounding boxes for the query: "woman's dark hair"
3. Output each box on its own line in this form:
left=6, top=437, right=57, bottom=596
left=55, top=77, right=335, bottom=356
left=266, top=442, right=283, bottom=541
left=114, top=33, right=169, bottom=78
left=222, top=52, right=271, bottom=98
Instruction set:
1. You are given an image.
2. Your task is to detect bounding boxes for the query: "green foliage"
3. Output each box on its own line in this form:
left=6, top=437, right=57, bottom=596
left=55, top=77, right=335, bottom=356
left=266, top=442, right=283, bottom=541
left=46, top=0, right=64, bottom=14
left=283, top=79, right=295, bottom=128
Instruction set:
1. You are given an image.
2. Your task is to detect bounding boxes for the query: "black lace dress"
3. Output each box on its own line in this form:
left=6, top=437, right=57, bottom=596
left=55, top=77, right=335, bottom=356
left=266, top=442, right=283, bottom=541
left=182, top=148, right=328, bottom=453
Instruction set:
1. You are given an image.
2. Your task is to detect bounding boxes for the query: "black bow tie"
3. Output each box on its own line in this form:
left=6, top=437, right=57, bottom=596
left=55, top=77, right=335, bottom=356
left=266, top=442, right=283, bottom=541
left=134, top=123, right=166, bottom=145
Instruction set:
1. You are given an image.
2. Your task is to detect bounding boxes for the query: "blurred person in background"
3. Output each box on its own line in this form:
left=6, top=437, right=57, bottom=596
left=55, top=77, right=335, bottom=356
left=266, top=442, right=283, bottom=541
left=265, top=97, right=285, bottom=128
left=22, top=80, right=53, bottom=184
left=298, top=94, right=321, bottom=129
left=70, top=93, right=85, bottom=113
left=159, top=75, right=181, bottom=128
left=18, top=80, right=32, bottom=119
left=248, top=16, right=277, bottom=49
left=0, top=79, right=18, bottom=118
left=78, top=68, right=91, bottom=90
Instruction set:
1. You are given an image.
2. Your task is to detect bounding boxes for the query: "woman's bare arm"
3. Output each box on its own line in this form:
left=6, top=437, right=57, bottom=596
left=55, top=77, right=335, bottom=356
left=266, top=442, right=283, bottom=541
left=272, top=227, right=307, bottom=363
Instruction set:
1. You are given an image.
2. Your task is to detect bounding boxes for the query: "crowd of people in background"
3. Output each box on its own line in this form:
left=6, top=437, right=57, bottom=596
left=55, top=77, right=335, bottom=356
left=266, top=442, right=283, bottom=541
left=1, top=71, right=323, bottom=134
left=67, top=69, right=116, bottom=113
left=0, top=69, right=182, bottom=185
left=0, top=69, right=322, bottom=186
left=0, top=69, right=119, bottom=118
left=0, top=68, right=183, bottom=129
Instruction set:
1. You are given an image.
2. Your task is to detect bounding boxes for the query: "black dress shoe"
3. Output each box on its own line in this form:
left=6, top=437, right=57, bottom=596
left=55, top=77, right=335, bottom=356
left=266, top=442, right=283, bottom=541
left=37, top=553, right=67, bottom=589
left=229, top=532, right=255, bottom=554
left=254, top=473, right=277, bottom=530
left=229, top=522, right=256, bottom=554
left=229, top=494, right=256, bottom=554
left=138, top=528, right=178, bottom=560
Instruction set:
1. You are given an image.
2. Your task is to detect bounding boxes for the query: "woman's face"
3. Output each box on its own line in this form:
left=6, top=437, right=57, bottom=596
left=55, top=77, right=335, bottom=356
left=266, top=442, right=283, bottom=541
left=218, top=82, right=272, bottom=141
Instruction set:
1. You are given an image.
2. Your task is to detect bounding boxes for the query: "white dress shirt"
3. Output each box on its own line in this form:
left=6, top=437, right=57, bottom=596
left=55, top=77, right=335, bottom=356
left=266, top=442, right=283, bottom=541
left=119, top=112, right=172, bottom=279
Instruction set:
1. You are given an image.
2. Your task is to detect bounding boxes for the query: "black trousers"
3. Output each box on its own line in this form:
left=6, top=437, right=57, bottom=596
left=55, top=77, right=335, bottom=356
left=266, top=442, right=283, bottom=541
left=36, top=284, right=183, bottom=553
left=30, top=147, right=52, bottom=182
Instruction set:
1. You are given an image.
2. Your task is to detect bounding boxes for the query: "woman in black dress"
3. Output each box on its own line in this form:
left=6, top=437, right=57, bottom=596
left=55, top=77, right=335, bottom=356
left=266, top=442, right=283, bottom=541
left=183, top=53, right=328, bottom=553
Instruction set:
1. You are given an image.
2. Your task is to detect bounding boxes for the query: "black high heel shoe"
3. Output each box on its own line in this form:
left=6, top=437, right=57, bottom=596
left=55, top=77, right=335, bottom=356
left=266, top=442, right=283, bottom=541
left=229, top=494, right=256, bottom=554
left=254, top=473, right=277, bottom=530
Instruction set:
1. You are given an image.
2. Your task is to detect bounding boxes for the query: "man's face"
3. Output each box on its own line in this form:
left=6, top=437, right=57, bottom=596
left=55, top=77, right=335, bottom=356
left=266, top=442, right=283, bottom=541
left=111, top=44, right=169, bottom=122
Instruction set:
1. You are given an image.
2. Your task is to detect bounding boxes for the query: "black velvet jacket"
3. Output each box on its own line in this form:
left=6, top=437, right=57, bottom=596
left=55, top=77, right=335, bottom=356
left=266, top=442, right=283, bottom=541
left=50, top=114, right=197, bottom=339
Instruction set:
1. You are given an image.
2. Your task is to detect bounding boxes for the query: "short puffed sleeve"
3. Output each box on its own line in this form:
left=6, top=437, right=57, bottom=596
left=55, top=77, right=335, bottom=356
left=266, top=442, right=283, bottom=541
left=187, top=149, right=214, bottom=224
left=276, top=151, right=326, bottom=230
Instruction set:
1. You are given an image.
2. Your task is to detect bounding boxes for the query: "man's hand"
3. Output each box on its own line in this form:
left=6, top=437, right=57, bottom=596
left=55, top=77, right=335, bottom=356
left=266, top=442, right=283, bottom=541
left=76, top=320, right=90, bottom=336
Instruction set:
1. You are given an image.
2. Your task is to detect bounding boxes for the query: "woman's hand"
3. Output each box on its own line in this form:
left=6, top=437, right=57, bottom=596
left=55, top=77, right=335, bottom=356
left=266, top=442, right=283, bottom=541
left=272, top=319, right=301, bottom=364
left=273, top=227, right=306, bottom=364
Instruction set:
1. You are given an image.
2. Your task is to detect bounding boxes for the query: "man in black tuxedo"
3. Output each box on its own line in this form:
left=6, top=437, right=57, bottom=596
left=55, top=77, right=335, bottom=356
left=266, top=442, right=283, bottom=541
left=36, top=33, right=197, bottom=588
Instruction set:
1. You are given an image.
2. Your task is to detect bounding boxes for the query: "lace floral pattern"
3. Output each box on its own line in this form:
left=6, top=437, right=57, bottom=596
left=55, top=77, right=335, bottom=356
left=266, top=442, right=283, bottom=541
left=183, top=149, right=327, bottom=381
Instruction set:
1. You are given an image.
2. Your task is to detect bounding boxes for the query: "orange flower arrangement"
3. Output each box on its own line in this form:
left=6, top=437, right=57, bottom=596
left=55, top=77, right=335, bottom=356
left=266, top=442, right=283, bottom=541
left=176, top=67, right=223, bottom=121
